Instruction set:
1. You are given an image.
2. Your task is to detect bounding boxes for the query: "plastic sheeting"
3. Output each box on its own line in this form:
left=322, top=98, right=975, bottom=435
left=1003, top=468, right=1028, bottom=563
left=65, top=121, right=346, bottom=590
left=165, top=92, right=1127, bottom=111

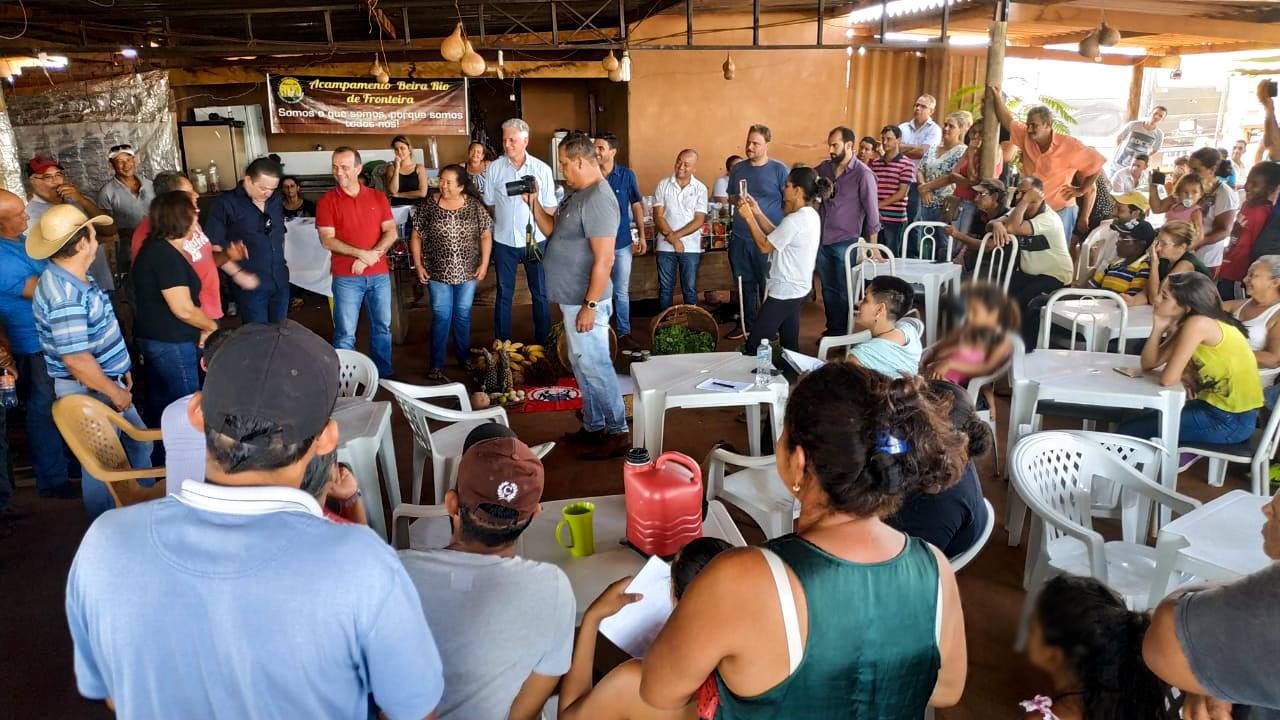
left=6, top=71, right=178, bottom=197
left=0, top=87, right=21, bottom=194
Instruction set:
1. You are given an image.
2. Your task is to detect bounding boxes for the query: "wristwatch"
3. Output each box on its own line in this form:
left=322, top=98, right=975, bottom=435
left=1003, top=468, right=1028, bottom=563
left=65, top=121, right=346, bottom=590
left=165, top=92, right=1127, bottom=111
left=584, top=298, right=599, bottom=310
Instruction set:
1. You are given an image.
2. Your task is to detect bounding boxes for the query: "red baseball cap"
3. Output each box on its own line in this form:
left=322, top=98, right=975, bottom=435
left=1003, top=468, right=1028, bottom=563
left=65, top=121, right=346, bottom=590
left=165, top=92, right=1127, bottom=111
left=26, top=154, right=61, bottom=176
left=457, top=425, right=544, bottom=522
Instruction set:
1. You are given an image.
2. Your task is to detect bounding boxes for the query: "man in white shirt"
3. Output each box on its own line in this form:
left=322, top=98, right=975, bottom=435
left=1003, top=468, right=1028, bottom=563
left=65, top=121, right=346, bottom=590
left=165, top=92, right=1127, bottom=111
left=1109, top=153, right=1150, bottom=194
left=483, top=118, right=559, bottom=346
left=898, top=94, right=942, bottom=223
left=1113, top=106, right=1167, bottom=170
left=653, top=149, right=709, bottom=309
left=399, top=423, right=574, bottom=720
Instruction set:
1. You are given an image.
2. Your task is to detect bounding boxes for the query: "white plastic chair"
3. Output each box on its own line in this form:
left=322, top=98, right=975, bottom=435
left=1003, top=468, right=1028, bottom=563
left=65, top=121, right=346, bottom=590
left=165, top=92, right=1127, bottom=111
left=903, top=221, right=954, bottom=262
left=1037, top=288, right=1129, bottom=353
left=949, top=498, right=995, bottom=572
left=972, top=233, right=1018, bottom=291
left=336, top=349, right=380, bottom=400
left=1178, top=404, right=1280, bottom=496
left=1010, top=431, right=1199, bottom=646
left=817, top=329, right=871, bottom=362
left=381, top=379, right=556, bottom=505
left=1073, top=228, right=1112, bottom=285
left=964, top=333, right=1024, bottom=478
left=843, top=241, right=896, bottom=334
left=706, top=448, right=796, bottom=539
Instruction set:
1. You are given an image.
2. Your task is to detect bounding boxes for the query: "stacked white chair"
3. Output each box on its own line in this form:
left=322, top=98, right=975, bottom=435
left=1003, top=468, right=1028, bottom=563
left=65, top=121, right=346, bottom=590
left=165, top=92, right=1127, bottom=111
left=335, top=349, right=380, bottom=400
left=706, top=448, right=796, bottom=539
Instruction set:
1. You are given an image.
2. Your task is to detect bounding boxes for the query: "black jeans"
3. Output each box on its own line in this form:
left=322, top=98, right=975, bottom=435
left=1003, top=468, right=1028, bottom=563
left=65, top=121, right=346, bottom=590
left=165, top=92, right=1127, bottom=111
left=1010, top=272, right=1065, bottom=345
left=746, top=296, right=806, bottom=354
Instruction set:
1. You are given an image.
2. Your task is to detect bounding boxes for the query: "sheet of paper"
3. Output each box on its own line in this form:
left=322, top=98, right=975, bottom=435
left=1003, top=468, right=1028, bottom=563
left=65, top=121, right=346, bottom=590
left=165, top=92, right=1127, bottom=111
left=598, top=555, right=674, bottom=658
left=782, top=349, right=824, bottom=374
left=695, top=378, right=752, bottom=393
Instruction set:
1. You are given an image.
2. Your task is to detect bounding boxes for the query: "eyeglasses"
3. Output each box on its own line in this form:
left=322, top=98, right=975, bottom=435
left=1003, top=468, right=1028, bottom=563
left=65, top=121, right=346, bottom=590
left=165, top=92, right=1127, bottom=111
left=31, top=172, right=63, bottom=182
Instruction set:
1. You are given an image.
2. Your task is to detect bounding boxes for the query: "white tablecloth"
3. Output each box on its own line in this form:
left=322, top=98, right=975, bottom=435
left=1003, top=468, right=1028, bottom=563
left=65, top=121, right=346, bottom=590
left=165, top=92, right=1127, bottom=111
left=283, top=205, right=415, bottom=298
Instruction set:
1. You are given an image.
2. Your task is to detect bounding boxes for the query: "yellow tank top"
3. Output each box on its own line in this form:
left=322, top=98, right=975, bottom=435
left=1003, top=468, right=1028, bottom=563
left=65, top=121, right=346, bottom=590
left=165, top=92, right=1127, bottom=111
left=1192, top=320, right=1264, bottom=413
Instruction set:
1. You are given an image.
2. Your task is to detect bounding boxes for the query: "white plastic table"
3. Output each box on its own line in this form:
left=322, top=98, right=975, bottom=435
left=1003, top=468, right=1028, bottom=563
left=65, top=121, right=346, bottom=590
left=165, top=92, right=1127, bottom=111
left=1049, top=300, right=1154, bottom=352
left=892, top=258, right=963, bottom=347
left=407, top=495, right=745, bottom=622
left=630, top=352, right=789, bottom=458
left=1146, top=489, right=1272, bottom=606
left=1007, top=350, right=1186, bottom=538
left=333, top=399, right=400, bottom=540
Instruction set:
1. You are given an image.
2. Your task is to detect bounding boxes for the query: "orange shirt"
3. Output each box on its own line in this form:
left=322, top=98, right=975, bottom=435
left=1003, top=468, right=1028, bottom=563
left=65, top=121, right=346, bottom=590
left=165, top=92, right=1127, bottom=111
left=1008, top=120, right=1105, bottom=211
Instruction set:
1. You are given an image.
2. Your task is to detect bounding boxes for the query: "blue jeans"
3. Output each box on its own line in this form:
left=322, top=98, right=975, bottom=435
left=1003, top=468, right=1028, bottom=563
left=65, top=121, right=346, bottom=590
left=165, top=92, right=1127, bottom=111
left=728, top=237, right=770, bottom=332
left=236, top=282, right=290, bottom=324
left=880, top=221, right=906, bottom=258
left=560, top=300, right=628, bottom=434
left=332, top=273, right=394, bottom=378
left=815, top=240, right=856, bottom=335
left=53, top=377, right=154, bottom=521
left=1118, top=399, right=1258, bottom=446
left=919, top=204, right=944, bottom=224
left=611, top=247, right=633, bottom=336
left=1056, top=205, right=1079, bottom=240
left=657, top=251, right=701, bottom=309
left=137, top=338, right=200, bottom=427
left=493, top=242, right=550, bottom=345
left=14, top=352, right=69, bottom=492
left=427, top=280, right=476, bottom=370
left=955, top=200, right=977, bottom=237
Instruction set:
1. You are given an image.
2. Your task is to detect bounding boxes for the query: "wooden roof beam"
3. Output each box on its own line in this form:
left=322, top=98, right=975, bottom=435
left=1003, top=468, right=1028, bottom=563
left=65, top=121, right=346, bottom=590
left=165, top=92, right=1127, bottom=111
left=1006, top=2, right=1280, bottom=44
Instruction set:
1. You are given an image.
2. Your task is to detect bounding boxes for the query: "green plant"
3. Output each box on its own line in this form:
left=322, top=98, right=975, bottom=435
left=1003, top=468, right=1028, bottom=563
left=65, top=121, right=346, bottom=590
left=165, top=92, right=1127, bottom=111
left=653, top=325, right=716, bottom=355
left=948, top=83, right=1077, bottom=136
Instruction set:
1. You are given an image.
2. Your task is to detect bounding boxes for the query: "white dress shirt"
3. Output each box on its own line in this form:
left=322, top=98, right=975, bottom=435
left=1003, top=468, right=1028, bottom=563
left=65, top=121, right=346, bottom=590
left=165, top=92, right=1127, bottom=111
left=482, top=153, right=559, bottom=248
left=653, top=175, right=709, bottom=254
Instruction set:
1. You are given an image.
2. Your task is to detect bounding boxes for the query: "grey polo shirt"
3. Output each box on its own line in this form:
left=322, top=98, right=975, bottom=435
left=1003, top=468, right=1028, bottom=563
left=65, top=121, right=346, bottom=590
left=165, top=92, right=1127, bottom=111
left=544, top=179, right=619, bottom=306
left=97, top=176, right=155, bottom=235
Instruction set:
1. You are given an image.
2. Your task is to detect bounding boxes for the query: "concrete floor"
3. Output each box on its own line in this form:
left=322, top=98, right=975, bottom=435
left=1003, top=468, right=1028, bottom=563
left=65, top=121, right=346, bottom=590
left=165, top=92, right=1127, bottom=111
left=0, top=289, right=1250, bottom=719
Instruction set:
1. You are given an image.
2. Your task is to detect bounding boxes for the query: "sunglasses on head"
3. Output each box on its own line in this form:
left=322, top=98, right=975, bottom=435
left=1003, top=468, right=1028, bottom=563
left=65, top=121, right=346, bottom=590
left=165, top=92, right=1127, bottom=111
left=110, top=144, right=134, bottom=153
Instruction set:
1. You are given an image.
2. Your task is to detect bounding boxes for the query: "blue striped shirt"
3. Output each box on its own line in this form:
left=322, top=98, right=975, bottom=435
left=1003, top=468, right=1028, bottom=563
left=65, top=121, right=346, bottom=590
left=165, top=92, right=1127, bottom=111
left=33, top=263, right=130, bottom=379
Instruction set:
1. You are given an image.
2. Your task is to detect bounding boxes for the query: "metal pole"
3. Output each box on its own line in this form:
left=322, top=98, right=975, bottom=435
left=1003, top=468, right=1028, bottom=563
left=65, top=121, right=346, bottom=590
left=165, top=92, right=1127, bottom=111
left=753, top=0, right=760, bottom=46
left=879, top=2, right=887, bottom=44
left=479, top=0, right=486, bottom=43
left=940, top=0, right=949, bottom=43
left=402, top=6, right=411, bottom=45
left=817, top=0, right=825, bottom=46
left=686, top=0, right=693, bottom=46
left=618, top=0, right=626, bottom=42
left=551, top=1, right=559, bottom=46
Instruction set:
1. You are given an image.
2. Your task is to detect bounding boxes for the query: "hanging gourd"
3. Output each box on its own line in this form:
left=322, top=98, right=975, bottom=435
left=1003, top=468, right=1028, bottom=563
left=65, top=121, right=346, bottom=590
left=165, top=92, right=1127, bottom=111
left=441, top=23, right=467, bottom=62
left=461, top=41, right=486, bottom=77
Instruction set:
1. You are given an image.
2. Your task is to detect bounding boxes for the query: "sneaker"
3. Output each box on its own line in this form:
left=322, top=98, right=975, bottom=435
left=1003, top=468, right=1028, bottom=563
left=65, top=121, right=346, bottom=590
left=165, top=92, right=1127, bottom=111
left=726, top=327, right=746, bottom=341
left=562, top=427, right=605, bottom=445
left=582, top=432, right=632, bottom=460
left=618, top=334, right=642, bottom=352
left=38, top=482, right=82, bottom=500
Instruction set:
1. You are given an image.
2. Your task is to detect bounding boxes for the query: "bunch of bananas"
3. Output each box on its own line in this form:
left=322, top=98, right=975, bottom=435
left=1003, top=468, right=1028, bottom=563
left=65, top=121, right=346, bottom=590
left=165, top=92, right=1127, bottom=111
left=472, top=340, right=546, bottom=370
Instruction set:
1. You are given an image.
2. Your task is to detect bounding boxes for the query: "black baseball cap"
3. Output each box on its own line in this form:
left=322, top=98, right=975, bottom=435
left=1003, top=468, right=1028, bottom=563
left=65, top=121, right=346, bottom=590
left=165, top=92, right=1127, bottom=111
left=1115, top=218, right=1157, bottom=244
left=202, top=321, right=340, bottom=447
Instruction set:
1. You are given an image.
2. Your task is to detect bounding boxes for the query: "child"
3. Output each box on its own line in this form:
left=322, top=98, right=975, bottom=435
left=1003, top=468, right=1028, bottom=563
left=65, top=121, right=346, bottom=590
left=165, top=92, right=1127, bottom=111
left=1149, top=173, right=1205, bottom=236
left=1219, top=161, right=1280, bottom=294
left=923, top=281, right=1018, bottom=386
left=559, top=537, right=734, bottom=720
left=1145, top=220, right=1213, bottom=306
left=1021, top=576, right=1173, bottom=720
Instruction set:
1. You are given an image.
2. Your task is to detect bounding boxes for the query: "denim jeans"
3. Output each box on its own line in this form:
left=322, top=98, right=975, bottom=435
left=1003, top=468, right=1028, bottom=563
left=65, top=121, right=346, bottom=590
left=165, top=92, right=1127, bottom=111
left=918, top=204, right=944, bottom=224
left=427, top=280, right=476, bottom=370
left=815, top=240, right=856, bottom=335
left=332, top=273, right=394, bottom=378
left=14, top=352, right=69, bottom=491
left=955, top=200, right=977, bottom=237
left=728, top=237, right=770, bottom=332
left=880, top=221, right=906, bottom=258
left=656, top=251, right=701, bottom=309
left=54, top=377, right=154, bottom=521
left=560, top=300, right=628, bottom=434
left=611, top=247, right=634, bottom=336
left=236, top=282, right=290, bottom=324
left=137, top=338, right=200, bottom=428
left=1118, top=399, right=1258, bottom=446
left=1056, top=205, right=1079, bottom=240
left=493, top=241, right=550, bottom=345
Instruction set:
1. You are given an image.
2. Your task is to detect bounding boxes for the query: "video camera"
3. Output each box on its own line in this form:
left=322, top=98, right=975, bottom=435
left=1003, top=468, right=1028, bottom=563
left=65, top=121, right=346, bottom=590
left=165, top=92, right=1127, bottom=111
left=506, top=175, right=537, bottom=197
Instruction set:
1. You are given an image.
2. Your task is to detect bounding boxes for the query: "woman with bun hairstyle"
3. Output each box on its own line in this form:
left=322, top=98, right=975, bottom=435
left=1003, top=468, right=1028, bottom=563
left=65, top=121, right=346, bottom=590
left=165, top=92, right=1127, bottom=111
left=641, top=363, right=969, bottom=719
left=736, top=166, right=831, bottom=354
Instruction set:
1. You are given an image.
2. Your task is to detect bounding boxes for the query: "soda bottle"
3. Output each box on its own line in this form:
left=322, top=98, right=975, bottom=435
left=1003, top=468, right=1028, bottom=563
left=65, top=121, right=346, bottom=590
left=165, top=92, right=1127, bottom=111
left=0, top=369, right=17, bottom=409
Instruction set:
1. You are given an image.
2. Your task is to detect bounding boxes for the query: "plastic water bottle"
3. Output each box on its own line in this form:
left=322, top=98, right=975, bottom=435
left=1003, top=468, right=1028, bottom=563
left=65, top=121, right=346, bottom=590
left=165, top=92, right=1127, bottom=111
left=0, top=369, right=16, bottom=409
left=755, top=338, right=772, bottom=387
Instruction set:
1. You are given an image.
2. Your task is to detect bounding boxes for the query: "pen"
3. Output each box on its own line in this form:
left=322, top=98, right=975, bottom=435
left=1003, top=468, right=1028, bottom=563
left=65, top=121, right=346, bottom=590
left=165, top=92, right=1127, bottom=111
left=711, top=381, right=735, bottom=389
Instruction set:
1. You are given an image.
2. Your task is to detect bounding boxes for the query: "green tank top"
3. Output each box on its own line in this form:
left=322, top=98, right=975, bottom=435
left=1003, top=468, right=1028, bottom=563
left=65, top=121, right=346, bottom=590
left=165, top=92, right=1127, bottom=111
left=714, top=533, right=942, bottom=720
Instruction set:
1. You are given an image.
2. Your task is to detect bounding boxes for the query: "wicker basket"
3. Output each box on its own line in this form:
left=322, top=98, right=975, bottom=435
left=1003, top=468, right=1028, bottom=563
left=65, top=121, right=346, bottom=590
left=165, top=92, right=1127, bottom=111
left=649, top=304, right=720, bottom=354
left=556, top=324, right=619, bottom=373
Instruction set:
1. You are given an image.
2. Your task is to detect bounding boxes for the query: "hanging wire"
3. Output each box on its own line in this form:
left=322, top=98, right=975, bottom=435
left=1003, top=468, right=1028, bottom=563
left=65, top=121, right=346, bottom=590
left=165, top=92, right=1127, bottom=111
left=0, top=0, right=28, bottom=41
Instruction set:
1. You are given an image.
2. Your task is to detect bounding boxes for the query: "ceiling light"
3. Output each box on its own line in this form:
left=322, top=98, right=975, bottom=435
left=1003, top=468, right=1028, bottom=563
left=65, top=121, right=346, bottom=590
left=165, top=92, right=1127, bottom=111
left=120, top=48, right=137, bottom=59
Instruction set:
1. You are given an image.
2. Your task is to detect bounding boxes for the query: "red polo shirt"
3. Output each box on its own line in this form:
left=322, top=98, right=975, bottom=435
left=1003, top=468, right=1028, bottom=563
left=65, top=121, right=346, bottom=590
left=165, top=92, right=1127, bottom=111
left=316, top=184, right=393, bottom=277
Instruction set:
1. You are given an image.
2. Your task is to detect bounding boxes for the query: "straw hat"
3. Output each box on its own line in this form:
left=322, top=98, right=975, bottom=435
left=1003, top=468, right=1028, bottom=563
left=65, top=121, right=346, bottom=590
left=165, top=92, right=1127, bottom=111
left=26, top=204, right=111, bottom=260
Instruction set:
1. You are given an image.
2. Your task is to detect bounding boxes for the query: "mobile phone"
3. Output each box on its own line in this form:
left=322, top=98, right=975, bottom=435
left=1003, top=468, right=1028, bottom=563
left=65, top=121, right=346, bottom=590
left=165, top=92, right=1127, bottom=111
left=1113, top=366, right=1144, bottom=379
left=1267, top=80, right=1278, bottom=99
left=738, top=179, right=748, bottom=198
left=1150, top=169, right=1166, bottom=186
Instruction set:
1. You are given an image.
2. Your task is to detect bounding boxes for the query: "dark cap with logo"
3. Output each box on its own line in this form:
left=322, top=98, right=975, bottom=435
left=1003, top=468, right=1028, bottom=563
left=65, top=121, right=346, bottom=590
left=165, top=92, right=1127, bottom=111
left=201, top=321, right=339, bottom=447
left=1114, top=218, right=1157, bottom=245
left=457, top=424, right=544, bottom=522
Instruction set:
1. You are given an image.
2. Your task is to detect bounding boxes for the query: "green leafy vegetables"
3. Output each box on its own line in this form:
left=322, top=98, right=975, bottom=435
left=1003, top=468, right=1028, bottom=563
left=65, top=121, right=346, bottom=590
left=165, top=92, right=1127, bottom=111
left=653, top=325, right=716, bottom=355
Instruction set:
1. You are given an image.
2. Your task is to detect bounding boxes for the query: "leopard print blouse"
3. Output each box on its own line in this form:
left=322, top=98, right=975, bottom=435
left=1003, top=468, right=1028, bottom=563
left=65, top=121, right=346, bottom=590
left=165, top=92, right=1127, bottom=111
left=413, top=195, right=492, bottom=284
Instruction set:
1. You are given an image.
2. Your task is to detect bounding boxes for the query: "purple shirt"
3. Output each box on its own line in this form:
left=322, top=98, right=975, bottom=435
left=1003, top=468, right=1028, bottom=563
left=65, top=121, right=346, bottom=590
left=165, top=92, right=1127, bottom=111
left=815, top=158, right=881, bottom=246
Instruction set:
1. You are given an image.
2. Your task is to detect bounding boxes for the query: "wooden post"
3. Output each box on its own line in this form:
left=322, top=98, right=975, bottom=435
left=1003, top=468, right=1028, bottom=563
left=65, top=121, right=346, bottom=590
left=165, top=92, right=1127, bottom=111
left=1125, top=63, right=1144, bottom=122
left=980, top=20, right=1007, bottom=178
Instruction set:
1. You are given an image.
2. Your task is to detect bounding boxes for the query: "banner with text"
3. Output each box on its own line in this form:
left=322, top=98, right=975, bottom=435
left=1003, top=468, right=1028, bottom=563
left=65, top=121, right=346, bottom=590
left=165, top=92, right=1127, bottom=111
left=267, top=75, right=468, bottom=135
